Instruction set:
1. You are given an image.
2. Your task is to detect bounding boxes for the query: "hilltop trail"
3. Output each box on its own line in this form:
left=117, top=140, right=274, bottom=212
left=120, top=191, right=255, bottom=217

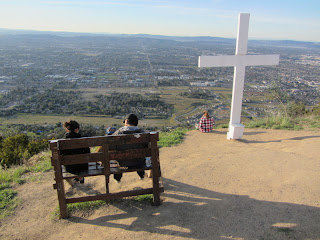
left=1, top=129, right=320, bottom=240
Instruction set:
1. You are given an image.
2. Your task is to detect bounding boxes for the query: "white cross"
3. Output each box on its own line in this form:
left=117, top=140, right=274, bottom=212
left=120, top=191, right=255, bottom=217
left=198, top=13, right=280, bottom=139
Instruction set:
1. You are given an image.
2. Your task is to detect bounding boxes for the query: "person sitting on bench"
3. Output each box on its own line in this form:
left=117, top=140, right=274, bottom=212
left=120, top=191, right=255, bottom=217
left=112, top=113, right=146, bottom=183
left=61, top=120, right=90, bottom=184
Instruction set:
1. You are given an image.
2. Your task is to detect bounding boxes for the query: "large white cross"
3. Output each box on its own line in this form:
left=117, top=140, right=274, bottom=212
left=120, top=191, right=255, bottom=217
left=198, top=13, right=280, bottom=139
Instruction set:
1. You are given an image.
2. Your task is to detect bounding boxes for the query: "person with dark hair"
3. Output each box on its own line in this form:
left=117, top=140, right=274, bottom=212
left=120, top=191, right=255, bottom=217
left=62, top=120, right=90, bottom=185
left=199, top=111, right=215, bottom=133
left=113, top=113, right=141, bottom=135
left=112, top=114, right=145, bottom=183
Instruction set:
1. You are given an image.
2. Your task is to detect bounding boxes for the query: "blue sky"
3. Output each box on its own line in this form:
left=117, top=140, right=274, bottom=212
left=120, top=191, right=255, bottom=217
left=0, top=0, right=319, bottom=42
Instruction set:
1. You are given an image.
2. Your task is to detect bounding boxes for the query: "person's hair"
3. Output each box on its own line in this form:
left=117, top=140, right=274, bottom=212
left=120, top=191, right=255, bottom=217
left=124, top=113, right=139, bottom=126
left=202, top=111, right=210, bottom=119
left=63, top=120, right=80, bottom=131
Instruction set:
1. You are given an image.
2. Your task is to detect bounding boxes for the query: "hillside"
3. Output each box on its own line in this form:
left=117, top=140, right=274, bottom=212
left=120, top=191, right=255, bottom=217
left=1, top=128, right=320, bottom=240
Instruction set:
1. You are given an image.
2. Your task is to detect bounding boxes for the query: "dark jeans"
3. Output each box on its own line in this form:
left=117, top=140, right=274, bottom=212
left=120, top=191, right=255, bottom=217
left=114, top=167, right=145, bottom=182
left=113, top=157, right=146, bottom=181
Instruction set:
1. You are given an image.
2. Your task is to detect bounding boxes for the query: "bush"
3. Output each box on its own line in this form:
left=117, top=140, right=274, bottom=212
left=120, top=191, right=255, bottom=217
left=27, top=139, right=49, bottom=157
left=312, top=104, right=320, bottom=115
left=0, top=134, right=29, bottom=167
left=0, top=134, right=49, bottom=168
left=286, top=101, right=308, bottom=117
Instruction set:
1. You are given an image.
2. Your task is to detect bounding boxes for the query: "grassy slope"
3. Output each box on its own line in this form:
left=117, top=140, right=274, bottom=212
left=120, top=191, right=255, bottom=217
left=0, top=151, right=52, bottom=219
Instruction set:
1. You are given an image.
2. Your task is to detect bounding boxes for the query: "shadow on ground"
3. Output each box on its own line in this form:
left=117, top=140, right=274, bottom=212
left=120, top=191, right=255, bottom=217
left=240, top=135, right=320, bottom=144
left=69, top=178, right=320, bottom=240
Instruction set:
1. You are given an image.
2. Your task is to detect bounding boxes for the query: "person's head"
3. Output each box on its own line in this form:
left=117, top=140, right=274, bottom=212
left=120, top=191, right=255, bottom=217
left=63, top=120, right=80, bottom=132
left=123, top=113, right=138, bottom=126
left=202, top=111, right=210, bottom=119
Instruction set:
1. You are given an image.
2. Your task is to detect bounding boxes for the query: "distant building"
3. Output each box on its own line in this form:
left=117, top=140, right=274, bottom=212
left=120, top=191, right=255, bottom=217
left=190, top=81, right=216, bottom=87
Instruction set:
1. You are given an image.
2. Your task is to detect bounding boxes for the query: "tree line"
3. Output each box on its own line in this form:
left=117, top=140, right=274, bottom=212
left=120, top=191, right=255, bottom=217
left=0, top=88, right=173, bottom=117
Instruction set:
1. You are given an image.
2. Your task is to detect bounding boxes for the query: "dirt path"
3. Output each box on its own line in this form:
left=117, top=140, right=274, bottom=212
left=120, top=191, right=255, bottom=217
left=1, top=128, right=320, bottom=240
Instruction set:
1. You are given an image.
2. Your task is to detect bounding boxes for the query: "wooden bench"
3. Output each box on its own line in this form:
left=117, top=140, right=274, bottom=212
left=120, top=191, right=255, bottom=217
left=49, top=132, right=163, bottom=219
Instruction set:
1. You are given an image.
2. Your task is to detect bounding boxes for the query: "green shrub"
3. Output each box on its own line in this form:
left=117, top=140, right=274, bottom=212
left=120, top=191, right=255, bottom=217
left=312, top=104, right=320, bottom=115
left=0, top=187, right=17, bottom=208
left=246, top=113, right=320, bottom=130
left=27, top=139, right=49, bottom=157
left=286, top=101, right=308, bottom=117
left=0, top=134, right=29, bottom=167
left=158, top=128, right=188, bottom=147
left=0, top=184, right=18, bottom=219
left=246, top=116, right=296, bottom=130
left=0, top=134, right=49, bottom=168
left=134, top=194, right=153, bottom=202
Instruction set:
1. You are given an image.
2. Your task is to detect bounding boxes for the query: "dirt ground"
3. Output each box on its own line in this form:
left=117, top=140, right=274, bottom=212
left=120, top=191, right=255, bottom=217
left=1, top=128, right=320, bottom=240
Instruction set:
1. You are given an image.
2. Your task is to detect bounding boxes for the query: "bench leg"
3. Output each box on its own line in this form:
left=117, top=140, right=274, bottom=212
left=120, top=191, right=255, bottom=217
left=52, top=156, right=68, bottom=218
left=105, top=175, right=110, bottom=193
left=59, top=200, right=68, bottom=219
left=56, top=181, right=68, bottom=218
left=151, top=169, right=161, bottom=206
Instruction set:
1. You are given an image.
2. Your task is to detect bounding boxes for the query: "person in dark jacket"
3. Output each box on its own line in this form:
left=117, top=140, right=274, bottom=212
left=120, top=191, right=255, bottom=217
left=62, top=120, right=90, bottom=184
left=112, top=114, right=146, bottom=183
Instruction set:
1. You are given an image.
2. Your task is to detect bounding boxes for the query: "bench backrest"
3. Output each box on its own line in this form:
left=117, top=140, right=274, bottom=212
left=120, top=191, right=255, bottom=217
left=50, top=132, right=159, bottom=173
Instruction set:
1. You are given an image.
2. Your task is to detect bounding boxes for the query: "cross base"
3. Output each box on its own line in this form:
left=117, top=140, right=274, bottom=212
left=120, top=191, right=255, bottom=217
left=227, top=123, right=244, bottom=140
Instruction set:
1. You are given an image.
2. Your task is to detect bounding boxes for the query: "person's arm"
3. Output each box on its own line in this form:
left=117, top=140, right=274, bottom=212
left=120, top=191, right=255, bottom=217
left=199, top=118, right=203, bottom=130
left=112, top=129, right=120, bottom=135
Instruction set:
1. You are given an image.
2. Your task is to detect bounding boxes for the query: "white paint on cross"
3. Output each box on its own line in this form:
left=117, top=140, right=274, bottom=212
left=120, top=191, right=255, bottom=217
left=198, top=13, right=280, bottom=139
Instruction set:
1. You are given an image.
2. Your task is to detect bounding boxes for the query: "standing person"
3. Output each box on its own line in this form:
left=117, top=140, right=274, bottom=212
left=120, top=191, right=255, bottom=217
left=112, top=113, right=146, bottom=183
left=198, top=111, right=215, bottom=133
left=62, top=120, right=90, bottom=184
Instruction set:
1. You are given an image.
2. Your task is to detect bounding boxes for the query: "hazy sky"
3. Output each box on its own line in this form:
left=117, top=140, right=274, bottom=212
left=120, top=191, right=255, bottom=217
left=0, top=0, right=319, bottom=42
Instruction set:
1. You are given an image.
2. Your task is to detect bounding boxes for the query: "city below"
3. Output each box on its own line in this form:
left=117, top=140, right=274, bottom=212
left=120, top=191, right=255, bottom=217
left=0, top=30, right=319, bottom=130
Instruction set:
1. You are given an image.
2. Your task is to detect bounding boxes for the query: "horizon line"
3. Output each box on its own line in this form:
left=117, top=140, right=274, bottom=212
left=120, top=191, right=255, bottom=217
left=0, top=27, right=319, bottom=44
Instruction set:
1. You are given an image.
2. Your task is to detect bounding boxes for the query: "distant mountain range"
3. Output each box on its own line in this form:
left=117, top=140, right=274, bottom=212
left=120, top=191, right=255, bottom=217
left=0, top=28, right=319, bottom=48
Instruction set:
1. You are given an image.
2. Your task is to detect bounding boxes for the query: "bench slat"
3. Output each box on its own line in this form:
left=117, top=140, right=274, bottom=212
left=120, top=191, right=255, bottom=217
left=51, top=133, right=154, bottom=150
left=61, top=152, right=103, bottom=165
left=62, top=168, right=105, bottom=179
left=61, top=166, right=152, bottom=179
left=65, top=187, right=164, bottom=203
left=109, top=148, right=151, bottom=160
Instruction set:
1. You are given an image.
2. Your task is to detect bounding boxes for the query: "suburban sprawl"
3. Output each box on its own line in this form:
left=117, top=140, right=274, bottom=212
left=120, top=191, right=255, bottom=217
left=0, top=31, right=319, bottom=130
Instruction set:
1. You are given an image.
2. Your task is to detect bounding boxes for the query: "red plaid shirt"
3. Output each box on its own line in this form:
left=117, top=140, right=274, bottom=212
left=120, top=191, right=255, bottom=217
left=199, top=117, right=215, bottom=132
